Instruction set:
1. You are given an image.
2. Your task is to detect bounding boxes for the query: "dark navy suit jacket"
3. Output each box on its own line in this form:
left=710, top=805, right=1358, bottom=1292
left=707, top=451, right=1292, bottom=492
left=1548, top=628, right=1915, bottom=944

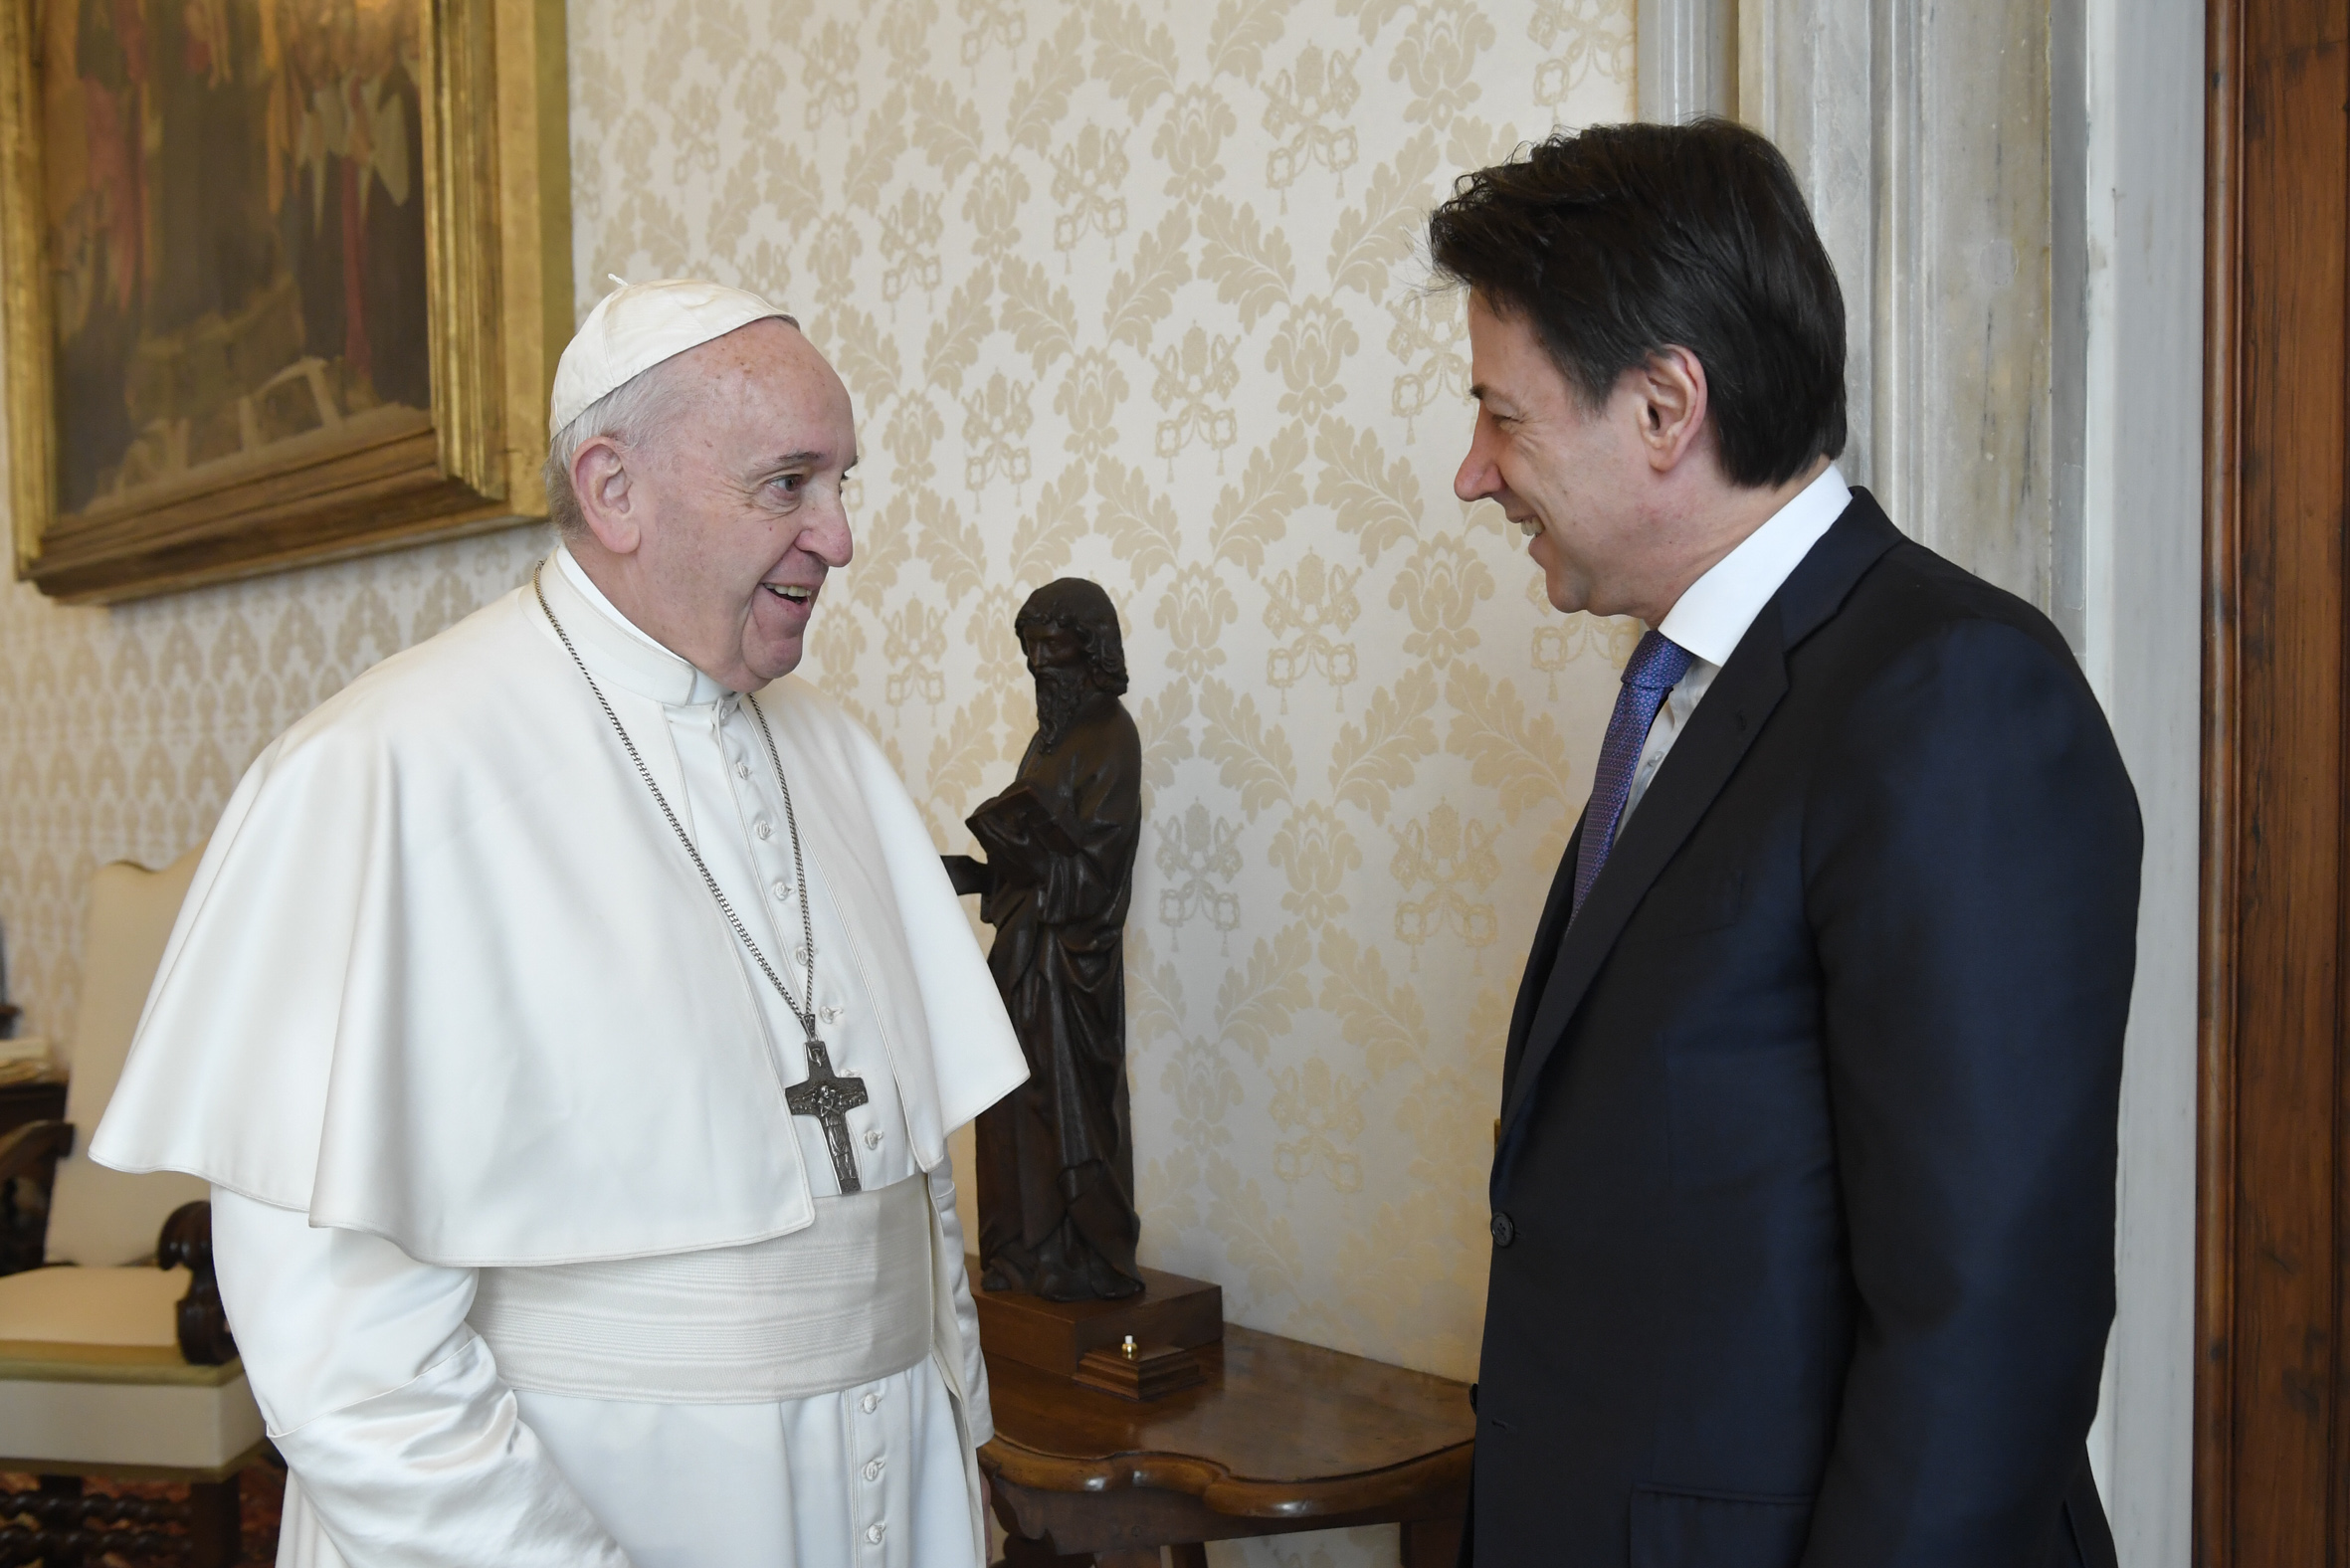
left=1469, top=493, right=2137, bottom=1567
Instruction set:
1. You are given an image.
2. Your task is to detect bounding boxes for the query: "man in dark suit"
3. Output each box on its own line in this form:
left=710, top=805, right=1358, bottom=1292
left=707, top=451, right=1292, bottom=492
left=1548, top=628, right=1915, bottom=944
left=1433, top=119, right=2137, bottom=1567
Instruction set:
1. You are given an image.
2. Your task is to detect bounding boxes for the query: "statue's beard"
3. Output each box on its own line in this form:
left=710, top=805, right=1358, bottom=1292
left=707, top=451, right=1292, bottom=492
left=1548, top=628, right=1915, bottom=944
left=1033, top=668, right=1091, bottom=752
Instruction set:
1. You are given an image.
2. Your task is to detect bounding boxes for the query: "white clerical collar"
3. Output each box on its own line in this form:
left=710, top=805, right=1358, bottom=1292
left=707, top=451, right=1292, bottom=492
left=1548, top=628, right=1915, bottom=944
left=1655, top=464, right=1852, bottom=668
left=542, top=545, right=740, bottom=707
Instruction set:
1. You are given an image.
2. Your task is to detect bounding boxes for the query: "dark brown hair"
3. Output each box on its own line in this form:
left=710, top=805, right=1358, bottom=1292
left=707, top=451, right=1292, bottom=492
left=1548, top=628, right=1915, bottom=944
left=1428, top=118, right=1847, bottom=489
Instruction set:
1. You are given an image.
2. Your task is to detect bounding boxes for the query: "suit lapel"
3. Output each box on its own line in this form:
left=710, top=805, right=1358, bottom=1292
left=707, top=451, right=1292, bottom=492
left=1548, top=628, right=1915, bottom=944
left=1495, top=620, right=1790, bottom=1143
left=1494, top=494, right=1906, bottom=1157
left=1500, top=818, right=1583, bottom=1097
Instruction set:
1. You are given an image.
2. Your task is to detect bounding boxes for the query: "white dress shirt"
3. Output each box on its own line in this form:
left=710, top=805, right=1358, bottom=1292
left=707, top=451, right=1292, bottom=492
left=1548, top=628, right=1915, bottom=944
left=1618, top=465, right=1853, bottom=833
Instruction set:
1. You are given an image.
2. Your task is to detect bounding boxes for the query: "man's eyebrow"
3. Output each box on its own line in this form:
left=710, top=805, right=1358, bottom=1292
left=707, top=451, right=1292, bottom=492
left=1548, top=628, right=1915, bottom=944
left=760, top=450, right=830, bottom=471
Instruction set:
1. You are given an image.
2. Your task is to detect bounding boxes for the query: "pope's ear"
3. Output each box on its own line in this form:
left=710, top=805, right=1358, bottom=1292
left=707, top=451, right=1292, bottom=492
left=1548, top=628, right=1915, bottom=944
left=572, top=438, right=642, bottom=554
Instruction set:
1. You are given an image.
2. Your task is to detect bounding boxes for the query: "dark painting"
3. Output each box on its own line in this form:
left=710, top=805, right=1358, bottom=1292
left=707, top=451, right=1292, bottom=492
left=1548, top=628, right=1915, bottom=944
left=39, top=0, right=430, bottom=516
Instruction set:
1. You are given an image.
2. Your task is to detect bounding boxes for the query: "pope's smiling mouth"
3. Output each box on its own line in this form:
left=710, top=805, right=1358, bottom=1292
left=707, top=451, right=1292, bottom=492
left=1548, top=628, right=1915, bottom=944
left=765, top=583, right=816, bottom=604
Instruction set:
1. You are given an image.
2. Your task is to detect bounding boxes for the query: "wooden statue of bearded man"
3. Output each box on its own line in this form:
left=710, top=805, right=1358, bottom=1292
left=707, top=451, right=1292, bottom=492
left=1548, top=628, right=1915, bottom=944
left=946, top=578, right=1145, bottom=1302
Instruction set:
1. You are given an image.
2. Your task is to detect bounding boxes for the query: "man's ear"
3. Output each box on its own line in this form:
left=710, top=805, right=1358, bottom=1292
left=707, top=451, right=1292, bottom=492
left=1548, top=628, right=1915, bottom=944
left=572, top=438, right=642, bottom=555
left=1635, top=346, right=1710, bottom=474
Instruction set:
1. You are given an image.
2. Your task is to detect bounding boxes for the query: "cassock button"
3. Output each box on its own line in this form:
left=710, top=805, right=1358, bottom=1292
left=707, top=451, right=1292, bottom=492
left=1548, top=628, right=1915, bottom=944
left=861, top=1392, right=881, bottom=1414
left=756, top=820, right=773, bottom=841
left=867, top=1524, right=885, bottom=1544
left=821, top=1003, right=845, bottom=1024
left=864, top=1459, right=883, bottom=1481
left=1489, top=1212, right=1516, bottom=1247
left=863, top=1128, right=882, bottom=1150
left=773, top=881, right=793, bottom=901
left=735, top=762, right=751, bottom=780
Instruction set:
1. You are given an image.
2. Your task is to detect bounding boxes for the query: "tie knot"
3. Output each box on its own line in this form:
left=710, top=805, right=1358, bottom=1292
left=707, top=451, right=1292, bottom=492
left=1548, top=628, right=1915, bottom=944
left=1621, top=629, right=1693, bottom=692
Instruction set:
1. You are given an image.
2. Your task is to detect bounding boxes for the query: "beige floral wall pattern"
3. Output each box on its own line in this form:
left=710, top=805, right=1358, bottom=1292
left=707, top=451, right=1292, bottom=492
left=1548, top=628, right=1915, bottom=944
left=2, top=1, right=1635, bottom=1561
left=0, top=532, right=555, bottom=1048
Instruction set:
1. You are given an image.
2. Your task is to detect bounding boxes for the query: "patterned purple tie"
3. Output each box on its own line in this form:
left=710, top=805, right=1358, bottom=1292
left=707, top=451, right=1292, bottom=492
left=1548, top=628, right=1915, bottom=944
left=1571, top=629, right=1694, bottom=921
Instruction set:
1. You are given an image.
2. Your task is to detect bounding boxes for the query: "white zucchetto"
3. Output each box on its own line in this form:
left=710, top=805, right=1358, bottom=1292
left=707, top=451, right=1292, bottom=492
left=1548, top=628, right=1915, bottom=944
left=549, top=278, right=797, bottom=436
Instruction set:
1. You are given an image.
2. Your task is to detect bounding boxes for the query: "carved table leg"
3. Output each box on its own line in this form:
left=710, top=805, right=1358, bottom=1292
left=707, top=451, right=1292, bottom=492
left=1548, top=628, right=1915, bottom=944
left=187, top=1474, right=242, bottom=1568
left=998, top=1532, right=1098, bottom=1566
left=1401, top=1514, right=1464, bottom=1567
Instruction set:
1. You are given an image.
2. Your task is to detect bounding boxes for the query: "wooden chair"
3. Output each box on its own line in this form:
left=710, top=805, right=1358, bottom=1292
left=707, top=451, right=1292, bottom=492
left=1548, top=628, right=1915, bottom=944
left=0, top=845, right=264, bottom=1565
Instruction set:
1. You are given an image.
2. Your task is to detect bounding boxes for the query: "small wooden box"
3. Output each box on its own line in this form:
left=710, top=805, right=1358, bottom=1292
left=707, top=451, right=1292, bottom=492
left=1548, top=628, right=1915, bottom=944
left=970, top=1259, right=1223, bottom=1377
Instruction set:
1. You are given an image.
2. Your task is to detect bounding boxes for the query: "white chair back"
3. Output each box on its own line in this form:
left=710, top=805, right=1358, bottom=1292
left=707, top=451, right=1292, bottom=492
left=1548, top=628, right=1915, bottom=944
left=43, top=844, right=210, bottom=1267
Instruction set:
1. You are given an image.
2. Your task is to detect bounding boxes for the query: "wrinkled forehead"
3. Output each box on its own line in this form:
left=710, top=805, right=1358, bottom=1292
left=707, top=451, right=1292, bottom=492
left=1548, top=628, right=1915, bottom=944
left=686, top=317, right=839, bottom=394
left=673, top=322, right=856, bottom=450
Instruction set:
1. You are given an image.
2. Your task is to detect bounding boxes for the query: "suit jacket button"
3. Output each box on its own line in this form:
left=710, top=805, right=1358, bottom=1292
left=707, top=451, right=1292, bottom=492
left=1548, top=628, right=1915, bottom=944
left=1489, top=1212, right=1515, bottom=1247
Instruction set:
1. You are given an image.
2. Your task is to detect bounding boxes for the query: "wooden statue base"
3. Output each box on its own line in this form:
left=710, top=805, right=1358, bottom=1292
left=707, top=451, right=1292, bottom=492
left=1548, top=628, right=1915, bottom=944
left=1073, top=1340, right=1208, bottom=1401
left=971, top=1258, right=1223, bottom=1378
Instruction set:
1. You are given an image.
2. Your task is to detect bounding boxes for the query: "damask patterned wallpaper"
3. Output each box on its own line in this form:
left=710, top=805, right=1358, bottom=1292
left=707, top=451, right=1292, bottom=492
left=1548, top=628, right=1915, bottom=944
left=1, top=2, right=1635, bottom=1560
left=0, top=533, right=555, bottom=1037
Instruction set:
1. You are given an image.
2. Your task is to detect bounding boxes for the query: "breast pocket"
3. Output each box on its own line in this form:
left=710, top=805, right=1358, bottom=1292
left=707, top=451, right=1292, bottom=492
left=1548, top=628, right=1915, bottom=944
left=1631, top=1484, right=1813, bottom=1568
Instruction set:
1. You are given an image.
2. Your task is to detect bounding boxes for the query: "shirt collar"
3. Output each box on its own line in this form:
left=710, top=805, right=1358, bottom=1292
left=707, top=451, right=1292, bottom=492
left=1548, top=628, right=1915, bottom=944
left=1655, top=464, right=1853, bottom=668
left=539, top=545, right=740, bottom=708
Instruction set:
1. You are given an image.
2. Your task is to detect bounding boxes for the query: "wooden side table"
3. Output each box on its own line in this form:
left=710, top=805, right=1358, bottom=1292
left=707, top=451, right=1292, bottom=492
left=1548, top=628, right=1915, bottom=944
left=980, top=1323, right=1472, bottom=1567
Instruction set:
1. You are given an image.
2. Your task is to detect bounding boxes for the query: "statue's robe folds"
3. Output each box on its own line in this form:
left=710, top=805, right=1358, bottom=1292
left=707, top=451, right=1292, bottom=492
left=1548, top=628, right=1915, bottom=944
left=970, top=700, right=1143, bottom=1300
left=94, top=551, right=1027, bottom=1568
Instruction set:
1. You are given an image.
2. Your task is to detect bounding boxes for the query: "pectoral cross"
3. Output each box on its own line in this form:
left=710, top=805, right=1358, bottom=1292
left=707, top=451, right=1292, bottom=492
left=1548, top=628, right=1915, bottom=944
left=786, top=1038, right=870, bottom=1194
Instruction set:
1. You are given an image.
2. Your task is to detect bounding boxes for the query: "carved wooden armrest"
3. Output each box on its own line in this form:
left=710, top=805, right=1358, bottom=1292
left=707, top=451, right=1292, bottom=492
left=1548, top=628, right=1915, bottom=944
left=0, top=1119, right=73, bottom=1187
left=0, top=1120, right=73, bottom=1274
left=157, top=1201, right=237, bottom=1366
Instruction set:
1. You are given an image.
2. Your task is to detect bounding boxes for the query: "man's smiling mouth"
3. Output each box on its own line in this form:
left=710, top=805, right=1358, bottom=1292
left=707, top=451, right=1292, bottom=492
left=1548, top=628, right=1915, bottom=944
left=766, top=583, right=816, bottom=604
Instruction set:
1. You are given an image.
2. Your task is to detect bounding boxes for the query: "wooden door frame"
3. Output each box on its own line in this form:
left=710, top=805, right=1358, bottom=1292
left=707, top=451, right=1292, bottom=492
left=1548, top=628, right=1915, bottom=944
left=2197, top=0, right=2350, bottom=1561
left=2196, top=0, right=2243, bottom=1542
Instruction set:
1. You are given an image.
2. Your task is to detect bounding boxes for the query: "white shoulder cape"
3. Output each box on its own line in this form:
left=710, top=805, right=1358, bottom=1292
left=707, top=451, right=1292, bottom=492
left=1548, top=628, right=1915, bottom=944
left=93, top=580, right=1027, bottom=1266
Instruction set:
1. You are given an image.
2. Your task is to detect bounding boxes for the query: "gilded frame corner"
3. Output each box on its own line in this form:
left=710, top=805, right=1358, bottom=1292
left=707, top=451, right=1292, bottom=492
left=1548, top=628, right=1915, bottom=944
left=3, top=0, right=571, bottom=604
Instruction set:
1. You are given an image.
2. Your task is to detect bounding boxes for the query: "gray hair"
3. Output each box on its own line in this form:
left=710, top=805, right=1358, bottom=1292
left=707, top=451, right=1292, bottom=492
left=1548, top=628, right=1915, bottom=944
left=542, top=355, right=699, bottom=538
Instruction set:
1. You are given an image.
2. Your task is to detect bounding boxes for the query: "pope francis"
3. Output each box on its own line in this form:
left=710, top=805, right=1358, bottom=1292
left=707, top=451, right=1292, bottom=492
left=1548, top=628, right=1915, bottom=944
left=92, top=280, right=1029, bottom=1568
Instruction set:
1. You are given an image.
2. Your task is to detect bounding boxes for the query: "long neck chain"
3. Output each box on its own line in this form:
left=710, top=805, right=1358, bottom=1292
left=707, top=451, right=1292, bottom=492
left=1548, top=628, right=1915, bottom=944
left=533, top=566, right=821, bottom=1045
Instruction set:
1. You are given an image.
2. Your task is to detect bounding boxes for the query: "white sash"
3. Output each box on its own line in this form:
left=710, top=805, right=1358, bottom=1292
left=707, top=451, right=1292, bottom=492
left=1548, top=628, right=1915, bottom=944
left=468, top=1176, right=931, bottom=1403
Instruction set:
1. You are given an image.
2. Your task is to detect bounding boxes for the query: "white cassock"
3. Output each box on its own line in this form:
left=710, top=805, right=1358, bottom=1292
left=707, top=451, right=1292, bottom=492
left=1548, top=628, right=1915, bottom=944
left=92, top=548, right=1029, bottom=1568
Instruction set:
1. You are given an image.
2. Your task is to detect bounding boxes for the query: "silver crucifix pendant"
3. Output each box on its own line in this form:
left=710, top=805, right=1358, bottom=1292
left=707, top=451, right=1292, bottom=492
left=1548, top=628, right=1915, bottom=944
left=784, top=1038, right=870, bottom=1193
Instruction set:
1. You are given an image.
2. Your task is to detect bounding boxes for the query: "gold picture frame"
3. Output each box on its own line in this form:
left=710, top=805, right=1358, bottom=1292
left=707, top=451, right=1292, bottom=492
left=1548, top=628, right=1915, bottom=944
left=1, top=0, right=570, bottom=603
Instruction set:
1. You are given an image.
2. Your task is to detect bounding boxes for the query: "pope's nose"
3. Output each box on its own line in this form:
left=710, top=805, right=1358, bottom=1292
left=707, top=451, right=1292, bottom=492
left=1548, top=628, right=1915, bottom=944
left=802, top=508, right=855, bottom=569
